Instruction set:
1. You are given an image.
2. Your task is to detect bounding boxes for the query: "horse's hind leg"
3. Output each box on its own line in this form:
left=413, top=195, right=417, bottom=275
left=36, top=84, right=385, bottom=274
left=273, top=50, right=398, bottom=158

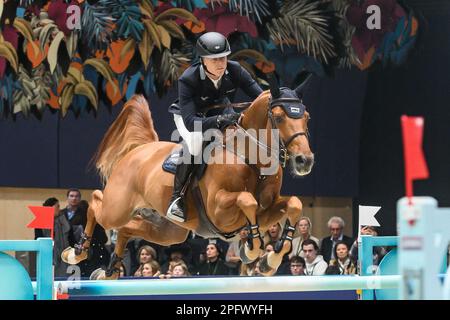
left=258, top=196, right=302, bottom=276
left=90, top=227, right=130, bottom=280
left=91, top=213, right=190, bottom=280
left=61, top=190, right=103, bottom=265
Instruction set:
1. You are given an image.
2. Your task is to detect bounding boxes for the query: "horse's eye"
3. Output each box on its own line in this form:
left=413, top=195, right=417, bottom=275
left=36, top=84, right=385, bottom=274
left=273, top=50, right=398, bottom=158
left=274, top=116, right=284, bottom=124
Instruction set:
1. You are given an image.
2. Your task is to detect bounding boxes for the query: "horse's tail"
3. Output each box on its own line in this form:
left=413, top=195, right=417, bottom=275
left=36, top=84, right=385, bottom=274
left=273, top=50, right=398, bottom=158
left=94, top=94, right=159, bottom=184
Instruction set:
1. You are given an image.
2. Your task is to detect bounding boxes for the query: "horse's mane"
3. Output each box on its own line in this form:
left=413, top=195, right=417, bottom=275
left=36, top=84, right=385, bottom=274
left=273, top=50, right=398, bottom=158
left=94, top=95, right=159, bottom=185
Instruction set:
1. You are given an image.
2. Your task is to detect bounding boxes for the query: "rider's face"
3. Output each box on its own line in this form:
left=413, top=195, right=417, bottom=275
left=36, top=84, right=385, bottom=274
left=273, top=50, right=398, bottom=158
left=203, top=56, right=227, bottom=79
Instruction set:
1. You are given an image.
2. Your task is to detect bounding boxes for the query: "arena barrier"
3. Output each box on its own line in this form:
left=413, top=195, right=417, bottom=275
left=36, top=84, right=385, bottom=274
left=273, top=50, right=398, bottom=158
left=0, top=238, right=53, bottom=300
left=1, top=196, right=449, bottom=300
left=53, top=275, right=400, bottom=299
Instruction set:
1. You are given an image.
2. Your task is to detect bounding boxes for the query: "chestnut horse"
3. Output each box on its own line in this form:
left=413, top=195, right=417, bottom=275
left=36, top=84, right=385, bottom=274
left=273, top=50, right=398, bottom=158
left=62, top=83, right=314, bottom=279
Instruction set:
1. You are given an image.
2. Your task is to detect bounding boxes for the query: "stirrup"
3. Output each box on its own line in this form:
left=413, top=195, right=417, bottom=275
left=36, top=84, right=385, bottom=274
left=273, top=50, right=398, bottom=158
left=166, top=197, right=186, bottom=223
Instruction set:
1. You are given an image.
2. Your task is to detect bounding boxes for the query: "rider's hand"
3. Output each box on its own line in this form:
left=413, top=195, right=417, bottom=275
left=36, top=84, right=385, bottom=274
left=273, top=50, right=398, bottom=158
left=216, top=113, right=240, bottom=129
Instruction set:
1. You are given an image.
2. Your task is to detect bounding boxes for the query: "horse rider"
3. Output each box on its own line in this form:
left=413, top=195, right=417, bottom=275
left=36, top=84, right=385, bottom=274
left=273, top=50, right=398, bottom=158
left=167, top=31, right=263, bottom=223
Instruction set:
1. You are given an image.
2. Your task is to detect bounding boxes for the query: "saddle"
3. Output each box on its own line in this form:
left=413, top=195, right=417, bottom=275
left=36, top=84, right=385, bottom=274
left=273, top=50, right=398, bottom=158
left=162, top=147, right=207, bottom=180
left=162, top=146, right=241, bottom=241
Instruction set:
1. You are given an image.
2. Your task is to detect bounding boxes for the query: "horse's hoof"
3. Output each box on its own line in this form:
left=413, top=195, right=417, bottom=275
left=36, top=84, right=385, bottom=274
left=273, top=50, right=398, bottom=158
left=258, top=254, right=277, bottom=276
left=89, top=268, right=119, bottom=280
left=61, top=247, right=88, bottom=265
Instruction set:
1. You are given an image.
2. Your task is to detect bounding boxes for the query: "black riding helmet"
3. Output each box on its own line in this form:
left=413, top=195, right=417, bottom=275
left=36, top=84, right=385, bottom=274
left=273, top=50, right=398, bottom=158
left=196, top=32, right=231, bottom=58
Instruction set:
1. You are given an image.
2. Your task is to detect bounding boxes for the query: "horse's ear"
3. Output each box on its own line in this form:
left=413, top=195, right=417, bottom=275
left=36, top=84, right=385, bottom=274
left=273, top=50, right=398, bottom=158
left=294, top=72, right=312, bottom=98
left=267, top=73, right=281, bottom=98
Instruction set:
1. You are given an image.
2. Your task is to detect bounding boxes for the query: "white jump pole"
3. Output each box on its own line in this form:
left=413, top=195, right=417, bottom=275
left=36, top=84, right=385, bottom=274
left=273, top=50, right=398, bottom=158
left=55, top=275, right=400, bottom=297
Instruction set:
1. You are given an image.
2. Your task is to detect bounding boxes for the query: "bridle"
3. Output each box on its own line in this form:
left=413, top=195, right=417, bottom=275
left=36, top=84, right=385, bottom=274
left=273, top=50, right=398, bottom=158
left=230, top=95, right=310, bottom=172
left=268, top=97, right=309, bottom=168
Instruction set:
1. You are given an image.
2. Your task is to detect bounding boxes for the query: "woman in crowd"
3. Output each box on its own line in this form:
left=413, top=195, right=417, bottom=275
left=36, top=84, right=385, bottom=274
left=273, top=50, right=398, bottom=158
left=134, top=245, right=158, bottom=277
left=141, top=260, right=161, bottom=277
left=289, top=217, right=320, bottom=259
left=325, top=241, right=357, bottom=275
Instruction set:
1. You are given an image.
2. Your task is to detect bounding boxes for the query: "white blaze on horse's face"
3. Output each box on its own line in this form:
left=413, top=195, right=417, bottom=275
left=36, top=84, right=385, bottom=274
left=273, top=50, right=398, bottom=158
left=271, top=107, right=314, bottom=176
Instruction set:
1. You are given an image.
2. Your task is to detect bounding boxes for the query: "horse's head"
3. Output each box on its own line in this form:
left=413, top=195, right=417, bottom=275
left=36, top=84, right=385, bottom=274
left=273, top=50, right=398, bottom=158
left=267, top=76, right=314, bottom=176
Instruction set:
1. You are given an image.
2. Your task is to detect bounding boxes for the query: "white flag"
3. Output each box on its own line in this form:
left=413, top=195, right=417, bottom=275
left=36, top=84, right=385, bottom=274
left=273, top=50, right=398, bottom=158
left=358, top=205, right=381, bottom=242
left=359, top=205, right=381, bottom=227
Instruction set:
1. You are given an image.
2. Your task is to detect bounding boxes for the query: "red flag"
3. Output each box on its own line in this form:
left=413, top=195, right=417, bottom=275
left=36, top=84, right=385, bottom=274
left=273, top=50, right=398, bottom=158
left=27, top=206, right=55, bottom=239
left=401, top=115, right=429, bottom=202
left=56, top=293, right=70, bottom=300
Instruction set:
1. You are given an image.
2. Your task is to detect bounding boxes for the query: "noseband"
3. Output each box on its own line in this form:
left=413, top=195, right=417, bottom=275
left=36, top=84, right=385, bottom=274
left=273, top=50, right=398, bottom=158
left=268, top=97, right=309, bottom=168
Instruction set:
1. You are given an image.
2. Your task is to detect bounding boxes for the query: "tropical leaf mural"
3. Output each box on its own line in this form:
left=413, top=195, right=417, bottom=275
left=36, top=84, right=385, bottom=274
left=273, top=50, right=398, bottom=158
left=0, top=0, right=418, bottom=119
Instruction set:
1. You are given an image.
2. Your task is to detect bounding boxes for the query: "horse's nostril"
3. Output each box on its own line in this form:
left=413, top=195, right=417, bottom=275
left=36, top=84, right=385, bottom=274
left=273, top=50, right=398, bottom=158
left=295, top=156, right=306, bottom=165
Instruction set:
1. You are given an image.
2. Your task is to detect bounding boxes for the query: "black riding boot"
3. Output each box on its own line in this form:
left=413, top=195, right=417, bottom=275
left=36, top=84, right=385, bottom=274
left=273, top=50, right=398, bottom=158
left=166, top=162, right=194, bottom=222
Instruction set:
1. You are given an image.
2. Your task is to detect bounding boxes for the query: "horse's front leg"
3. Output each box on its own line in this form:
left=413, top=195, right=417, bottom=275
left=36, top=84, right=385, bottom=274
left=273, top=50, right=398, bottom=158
left=215, top=190, right=263, bottom=263
left=258, top=196, right=303, bottom=276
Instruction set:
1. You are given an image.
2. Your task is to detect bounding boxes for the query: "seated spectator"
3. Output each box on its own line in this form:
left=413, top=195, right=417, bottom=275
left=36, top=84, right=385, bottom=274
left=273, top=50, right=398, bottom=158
left=264, top=241, right=275, bottom=254
left=325, top=241, right=357, bottom=275
left=171, top=261, right=191, bottom=278
left=160, top=243, right=193, bottom=274
left=303, top=239, right=328, bottom=276
left=349, top=225, right=384, bottom=262
left=320, top=216, right=354, bottom=263
left=225, top=227, right=248, bottom=275
left=37, top=197, right=74, bottom=278
left=186, top=232, right=209, bottom=271
left=240, top=258, right=260, bottom=277
left=289, top=217, right=320, bottom=258
left=289, top=256, right=306, bottom=276
left=126, top=238, right=162, bottom=277
left=263, top=223, right=282, bottom=246
left=134, top=245, right=158, bottom=276
left=349, top=225, right=387, bottom=274
left=197, top=242, right=229, bottom=276
left=253, top=259, right=263, bottom=277
left=141, top=260, right=161, bottom=277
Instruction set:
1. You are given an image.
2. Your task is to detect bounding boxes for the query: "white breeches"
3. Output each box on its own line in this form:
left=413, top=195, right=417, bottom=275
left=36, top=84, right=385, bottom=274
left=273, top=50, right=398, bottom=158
left=173, top=114, right=203, bottom=156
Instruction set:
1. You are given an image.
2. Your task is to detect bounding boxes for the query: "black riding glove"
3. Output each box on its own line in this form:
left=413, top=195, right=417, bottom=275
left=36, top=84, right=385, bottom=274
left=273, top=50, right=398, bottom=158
left=216, top=113, right=240, bottom=130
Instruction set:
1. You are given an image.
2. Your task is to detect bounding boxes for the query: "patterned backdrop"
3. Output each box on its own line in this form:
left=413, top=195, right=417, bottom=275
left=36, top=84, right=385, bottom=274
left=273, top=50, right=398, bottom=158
left=0, top=0, right=418, bottom=119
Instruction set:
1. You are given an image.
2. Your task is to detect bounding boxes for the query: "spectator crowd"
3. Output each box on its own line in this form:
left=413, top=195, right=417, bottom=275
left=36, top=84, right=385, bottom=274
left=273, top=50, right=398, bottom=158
left=36, top=189, right=389, bottom=279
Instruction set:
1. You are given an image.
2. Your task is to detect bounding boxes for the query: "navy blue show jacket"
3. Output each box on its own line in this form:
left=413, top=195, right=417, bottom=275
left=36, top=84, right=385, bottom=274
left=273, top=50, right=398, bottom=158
left=177, top=60, right=263, bottom=132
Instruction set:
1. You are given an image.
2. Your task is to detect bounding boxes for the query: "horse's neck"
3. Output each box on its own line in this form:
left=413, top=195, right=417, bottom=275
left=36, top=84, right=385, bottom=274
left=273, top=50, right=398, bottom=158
left=242, top=93, right=270, bottom=131
left=236, top=93, right=278, bottom=170
left=242, top=93, right=275, bottom=148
